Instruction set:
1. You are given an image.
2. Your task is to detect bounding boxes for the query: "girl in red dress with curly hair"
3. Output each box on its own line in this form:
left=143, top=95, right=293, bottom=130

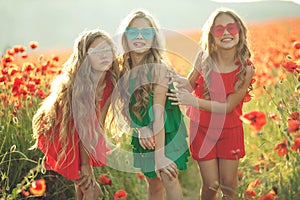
left=168, top=8, right=255, bottom=200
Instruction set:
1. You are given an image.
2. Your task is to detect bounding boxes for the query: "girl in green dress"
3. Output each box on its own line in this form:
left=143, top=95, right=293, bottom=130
left=113, top=9, right=190, bottom=200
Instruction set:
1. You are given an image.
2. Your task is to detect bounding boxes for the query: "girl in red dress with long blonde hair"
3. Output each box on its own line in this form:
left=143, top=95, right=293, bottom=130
left=168, top=8, right=255, bottom=200
left=32, top=29, right=120, bottom=199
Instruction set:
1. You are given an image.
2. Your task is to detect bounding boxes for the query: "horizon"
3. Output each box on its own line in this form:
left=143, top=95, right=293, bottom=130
left=1, top=0, right=300, bottom=52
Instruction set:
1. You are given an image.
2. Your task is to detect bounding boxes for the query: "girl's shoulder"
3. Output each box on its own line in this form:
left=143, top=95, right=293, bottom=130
left=151, top=61, right=169, bottom=86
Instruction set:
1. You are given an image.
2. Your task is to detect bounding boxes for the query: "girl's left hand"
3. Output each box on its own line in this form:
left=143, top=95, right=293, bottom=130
left=155, top=157, right=178, bottom=181
left=166, top=88, right=198, bottom=107
left=76, top=164, right=96, bottom=190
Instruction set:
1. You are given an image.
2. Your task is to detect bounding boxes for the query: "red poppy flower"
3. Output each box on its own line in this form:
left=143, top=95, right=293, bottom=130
left=29, top=178, right=46, bottom=197
left=32, top=78, right=41, bottom=85
left=6, top=48, right=15, bottom=56
left=274, top=139, right=288, bottom=156
left=290, top=112, right=299, bottom=120
left=240, top=110, right=267, bottom=132
left=293, top=41, right=300, bottom=49
left=21, top=53, right=28, bottom=59
left=3, top=54, right=14, bottom=63
left=26, top=81, right=36, bottom=93
left=52, top=55, right=59, bottom=62
left=19, top=45, right=26, bottom=53
left=0, top=76, right=7, bottom=82
left=114, top=189, right=127, bottom=200
left=237, top=170, right=244, bottom=181
left=36, top=89, right=47, bottom=99
left=258, top=187, right=277, bottom=200
left=9, top=67, right=19, bottom=76
left=23, top=62, right=35, bottom=72
left=245, top=179, right=260, bottom=198
left=283, top=61, right=299, bottom=73
left=268, top=112, right=278, bottom=121
left=29, top=41, right=39, bottom=49
left=22, top=190, right=30, bottom=197
left=287, top=119, right=300, bottom=133
left=13, top=45, right=20, bottom=53
left=97, top=174, right=112, bottom=185
left=291, top=135, right=300, bottom=151
left=253, top=164, right=260, bottom=172
left=137, top=172, right=145, bottom=180
left=12, top=77, right=24, bottom=94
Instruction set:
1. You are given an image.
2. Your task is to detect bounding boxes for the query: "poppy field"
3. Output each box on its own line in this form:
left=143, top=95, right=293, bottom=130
left=0, top=18, right=299, bottom=199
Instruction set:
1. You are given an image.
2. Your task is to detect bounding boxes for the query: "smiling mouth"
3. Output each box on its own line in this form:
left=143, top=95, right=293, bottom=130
left=133, top=42, right=146, bottom=48
left=100, top=60, right=110, bottom=65
left=221, top=38, right=233, bottom=42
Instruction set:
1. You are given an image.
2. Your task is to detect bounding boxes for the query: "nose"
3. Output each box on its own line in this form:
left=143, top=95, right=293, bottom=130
left=136, top=32, right=143, bottom=39
left=223, top=28, right=230, bottom=35
left=100, top=54, right=108, bottom=60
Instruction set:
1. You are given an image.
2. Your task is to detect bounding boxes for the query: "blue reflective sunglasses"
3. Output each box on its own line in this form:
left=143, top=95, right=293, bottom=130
left=125, top=27, right=155, bottom=40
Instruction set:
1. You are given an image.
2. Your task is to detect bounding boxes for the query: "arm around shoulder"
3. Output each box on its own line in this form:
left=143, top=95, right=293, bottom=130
left=196, top=65, right=255, bottom=113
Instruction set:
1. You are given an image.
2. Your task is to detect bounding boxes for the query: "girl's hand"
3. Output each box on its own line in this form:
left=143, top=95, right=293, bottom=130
left=167, top=88, right=198, bottom=107
left=82, top=182, right=101, bottom=200
left=76, top=164, right=96, bottom=190
left=167, top=69, right=190, bottom=89
left=75, top=181, right=101, bottom=200
left=155, top=157, right=178, bottom=181
left=137, top=126, right=155, bottom=150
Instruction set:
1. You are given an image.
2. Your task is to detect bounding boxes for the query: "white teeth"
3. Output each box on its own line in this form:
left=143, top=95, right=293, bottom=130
left=134, top=42, right=145, bottom=47
left=221, top=38, right=233, bottom=42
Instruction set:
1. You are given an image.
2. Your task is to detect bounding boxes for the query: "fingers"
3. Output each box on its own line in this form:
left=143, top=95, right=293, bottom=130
left=76, top=176, right=88, bottom=187
left=156, top=170, right=162, bottom=180
left=167, top=89, right=181, bottom=105
left=139, top=137, right=155, bottom=150
left=75, top=183, right=83, bottom=200
left=159, top=165, right=178, bottom=181
left=77, top=182, right=101, bottom=200
left=76, top=175, right=93, bottom=190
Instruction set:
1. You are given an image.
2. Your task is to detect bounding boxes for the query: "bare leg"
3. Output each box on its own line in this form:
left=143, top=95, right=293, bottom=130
left=160, top=172, right=183, bottom=200
left=197, top=159, right=219, bottom=200
left=83, top=183, right=101, bottom=200
left=75, top=182, right=101, bottom=200
left=75, top=183, right=83, bottom=200
left=218, top=159, right=239, bottom=200
left=146, top=177, right=164, bottom=200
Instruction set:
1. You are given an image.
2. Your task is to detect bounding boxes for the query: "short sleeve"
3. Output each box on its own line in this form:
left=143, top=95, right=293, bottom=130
left=151, top=63, right=169, bottom=88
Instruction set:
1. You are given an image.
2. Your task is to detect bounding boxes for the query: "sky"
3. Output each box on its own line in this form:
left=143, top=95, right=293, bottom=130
left=1, top=0, right=300, bottom=52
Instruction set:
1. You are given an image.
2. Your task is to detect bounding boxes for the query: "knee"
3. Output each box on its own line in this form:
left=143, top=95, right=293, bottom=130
left=219, top=178, right=237, bottom=196
left=201, top=182, right=219, bottom=199
left=159, top=172, right=179, bottom=189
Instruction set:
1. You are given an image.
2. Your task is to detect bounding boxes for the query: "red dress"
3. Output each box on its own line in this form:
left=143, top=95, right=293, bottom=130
left=187, top=67, right=252, bottom=160
left=37, top=72, right=113, bottom=180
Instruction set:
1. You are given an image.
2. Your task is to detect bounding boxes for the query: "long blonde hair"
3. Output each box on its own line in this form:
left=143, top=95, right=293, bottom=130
left=115, top=9, right=169, bottom=123
left=32, top=29, right=119, bottom=166
left=198, top=7, right=252, bottom=99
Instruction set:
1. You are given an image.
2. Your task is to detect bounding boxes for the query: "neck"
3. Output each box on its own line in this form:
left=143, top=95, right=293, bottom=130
left=215, top=49, right=236, bottom=68
left=91, top=68, right=107, bottom=86
left=130, top=52, right=146, bottom=67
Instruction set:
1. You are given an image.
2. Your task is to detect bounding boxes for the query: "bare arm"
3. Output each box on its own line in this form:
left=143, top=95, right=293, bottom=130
left=197, top=65, right=254, bottom=113
left=153, top=67, right=178, bottom=180
left=168, top=65, right=255, bottom=113
left=187, top=67, right=200, bottom=89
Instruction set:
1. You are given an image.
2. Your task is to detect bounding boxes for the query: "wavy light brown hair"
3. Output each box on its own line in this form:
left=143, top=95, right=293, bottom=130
left=32, top=29, right=119, bottom=166
left=197, top=7, right=252, bottom=99
left=115, top=9, right=169, bottom=123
